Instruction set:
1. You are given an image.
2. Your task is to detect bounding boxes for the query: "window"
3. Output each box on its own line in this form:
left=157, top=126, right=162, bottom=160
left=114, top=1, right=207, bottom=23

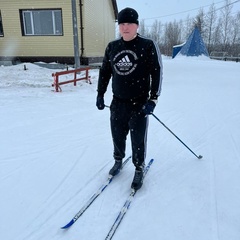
left=0, top=11, right=4, bottom=36
left=21, top=9, right=63, bottom=36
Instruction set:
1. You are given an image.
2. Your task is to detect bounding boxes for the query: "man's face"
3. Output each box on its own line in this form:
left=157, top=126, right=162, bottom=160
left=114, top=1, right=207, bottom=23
left=119, top=23, right=138, bottom=41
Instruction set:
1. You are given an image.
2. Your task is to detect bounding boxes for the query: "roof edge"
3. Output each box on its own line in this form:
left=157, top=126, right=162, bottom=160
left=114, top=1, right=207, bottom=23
left=111, top=0, right=118, bottom=20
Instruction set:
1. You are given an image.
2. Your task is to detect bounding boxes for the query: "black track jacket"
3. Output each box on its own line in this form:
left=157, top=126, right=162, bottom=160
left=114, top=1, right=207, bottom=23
left=97, top=34, right=163, bottom=101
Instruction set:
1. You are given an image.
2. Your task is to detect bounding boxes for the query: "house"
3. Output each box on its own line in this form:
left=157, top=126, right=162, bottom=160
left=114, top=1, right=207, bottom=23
left=0, top=0, right=118, bottom=65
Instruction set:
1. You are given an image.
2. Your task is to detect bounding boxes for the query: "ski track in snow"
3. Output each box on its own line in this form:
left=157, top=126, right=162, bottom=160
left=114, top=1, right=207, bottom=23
left=1, top=59, right=240, bottom=240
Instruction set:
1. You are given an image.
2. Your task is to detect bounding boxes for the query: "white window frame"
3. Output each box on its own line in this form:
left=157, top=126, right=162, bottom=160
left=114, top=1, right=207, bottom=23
left=21, top=9, right=63, bottom=36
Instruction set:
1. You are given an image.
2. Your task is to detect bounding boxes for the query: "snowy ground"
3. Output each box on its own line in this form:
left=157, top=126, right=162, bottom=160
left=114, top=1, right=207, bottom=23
left=0, top=57, right=240, bottom=240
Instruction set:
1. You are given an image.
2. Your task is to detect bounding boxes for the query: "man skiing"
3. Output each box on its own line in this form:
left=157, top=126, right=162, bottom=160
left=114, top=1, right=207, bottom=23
left=96, top=7, right=163, bottom=190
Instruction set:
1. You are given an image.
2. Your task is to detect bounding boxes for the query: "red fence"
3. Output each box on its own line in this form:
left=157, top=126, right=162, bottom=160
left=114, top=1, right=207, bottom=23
left=52, top=67, right=91, bottom=92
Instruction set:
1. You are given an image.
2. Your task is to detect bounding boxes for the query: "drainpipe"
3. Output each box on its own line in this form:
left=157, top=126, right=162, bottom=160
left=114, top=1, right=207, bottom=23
left=79, top=0, right=84, bottom=65
left=71, top=0, right=80, bottom=68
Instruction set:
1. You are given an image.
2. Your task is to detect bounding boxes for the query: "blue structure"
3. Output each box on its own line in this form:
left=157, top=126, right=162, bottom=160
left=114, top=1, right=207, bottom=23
left=172, top=43, right=185, bottom=58
left=173, top=27, right=209, bottom=58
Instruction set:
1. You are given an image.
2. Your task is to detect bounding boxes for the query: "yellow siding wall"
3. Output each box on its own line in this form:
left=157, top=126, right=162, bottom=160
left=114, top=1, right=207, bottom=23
left=0, top=0, right=76, bottom=58
left=0, top=0, right=116, bottom=60
left=83, top=0, right=116, bottom=57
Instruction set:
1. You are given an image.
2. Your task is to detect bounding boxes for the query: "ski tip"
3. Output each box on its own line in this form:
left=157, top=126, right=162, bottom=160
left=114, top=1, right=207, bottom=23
left=149, top=159, right=154, bottom=164
left=61, top=220, right=74, bottom=229
left=198, top=155, right=203, bottom=159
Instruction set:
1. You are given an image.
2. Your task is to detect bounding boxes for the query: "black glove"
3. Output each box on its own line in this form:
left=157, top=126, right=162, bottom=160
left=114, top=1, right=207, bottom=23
left=96, top=95, right=105, bottom=110
left=142, top=100, right=156, bottom=115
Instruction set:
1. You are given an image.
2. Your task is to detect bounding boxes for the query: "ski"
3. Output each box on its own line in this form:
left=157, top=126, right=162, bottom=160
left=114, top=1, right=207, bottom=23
left=105, top=159, right=154, bottom=240
left=61, top=156, right=131, bottom=229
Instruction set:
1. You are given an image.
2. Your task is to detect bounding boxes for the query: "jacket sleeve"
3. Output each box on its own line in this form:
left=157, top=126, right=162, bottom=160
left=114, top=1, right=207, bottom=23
left=97, top=44, right=112, bottom=96
left=148, top=41, right=163, bottom=100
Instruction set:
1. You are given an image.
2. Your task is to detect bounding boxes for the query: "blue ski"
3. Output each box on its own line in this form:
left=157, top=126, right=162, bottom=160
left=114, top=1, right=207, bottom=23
left=105, top=159, right=154, bottom=240
left=61, top=156, right=131, bottom=229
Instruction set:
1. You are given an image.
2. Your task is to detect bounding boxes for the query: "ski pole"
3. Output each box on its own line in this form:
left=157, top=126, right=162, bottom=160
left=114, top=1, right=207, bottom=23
left=151, top=113, right=203, bottom=159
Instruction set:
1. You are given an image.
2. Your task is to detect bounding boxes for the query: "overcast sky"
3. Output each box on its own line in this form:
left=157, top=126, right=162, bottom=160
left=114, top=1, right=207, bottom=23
left=117, top=0, right=240, bottom=26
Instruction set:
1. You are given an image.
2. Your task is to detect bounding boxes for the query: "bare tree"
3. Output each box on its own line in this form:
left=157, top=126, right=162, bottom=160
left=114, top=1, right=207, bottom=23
left=194, top=8, right=205, bottom=33
left=149, top=20, right=162, bottom=46
left=147, top=0, right=240, bottom=57
left=205, top=3, right=218, bottom=53
left=219, top=0, right=233, bottom=52
left=213, top=22, right=222, bottom=49
left=163, top=21, right=181, bottom=56
left=178, top=19, right=184, bottom=42
left=138, top=19, right=148, bottom=37
left=182, top=15, right=194, bottom=41
left=230, top=11, right=240, bottom=55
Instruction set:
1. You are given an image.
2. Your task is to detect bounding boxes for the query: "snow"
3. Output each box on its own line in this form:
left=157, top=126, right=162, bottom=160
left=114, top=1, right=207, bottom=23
left=0, top=57, right=240, bottom=240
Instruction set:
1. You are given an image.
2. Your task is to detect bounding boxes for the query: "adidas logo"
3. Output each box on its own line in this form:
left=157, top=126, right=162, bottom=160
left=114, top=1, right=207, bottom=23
left=116, top=55, right=133, bottom=67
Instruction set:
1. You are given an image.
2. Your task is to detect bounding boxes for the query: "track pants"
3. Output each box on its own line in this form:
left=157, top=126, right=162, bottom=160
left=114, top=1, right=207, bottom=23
left=110, top=97, right=149, bottom=168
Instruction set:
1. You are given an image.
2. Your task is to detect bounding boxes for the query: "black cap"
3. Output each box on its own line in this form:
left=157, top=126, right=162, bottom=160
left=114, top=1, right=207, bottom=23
left=118, top=7, right=139, bottom=25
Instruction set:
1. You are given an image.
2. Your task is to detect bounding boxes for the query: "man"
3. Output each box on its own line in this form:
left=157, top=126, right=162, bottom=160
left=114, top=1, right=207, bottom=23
left=96, top=7, right=163, bottom=190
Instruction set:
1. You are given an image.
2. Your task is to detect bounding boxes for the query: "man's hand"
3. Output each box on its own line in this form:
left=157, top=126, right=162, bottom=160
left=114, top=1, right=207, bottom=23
left=142, top=100, right=156, bottom=115
left=96, top=95, right=105, bottom=110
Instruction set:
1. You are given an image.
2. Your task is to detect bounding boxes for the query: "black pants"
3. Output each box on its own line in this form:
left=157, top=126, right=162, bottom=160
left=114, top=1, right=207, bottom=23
left=110, top=97, right=149, bottom=168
